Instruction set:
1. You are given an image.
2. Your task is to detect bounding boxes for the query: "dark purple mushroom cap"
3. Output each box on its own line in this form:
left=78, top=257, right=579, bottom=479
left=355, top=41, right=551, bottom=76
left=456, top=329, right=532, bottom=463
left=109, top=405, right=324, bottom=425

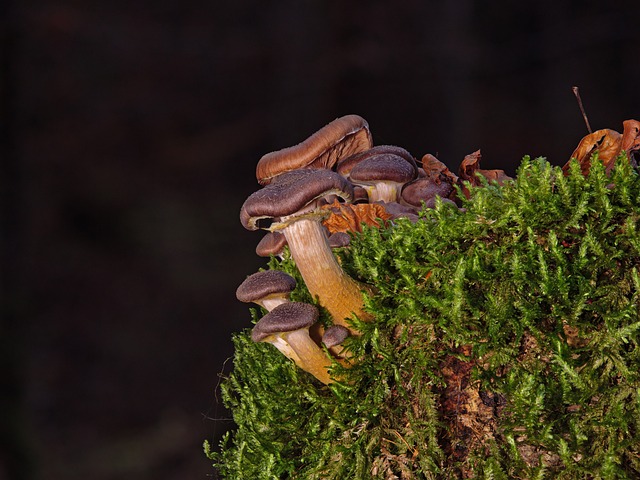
left=251, top=302, right=319, bottom=342
left=255, top=231, right=288, bottom=257
left=377, top=201, right=420, bottom=222
left=236, top=270, right=297, bottom=304
left=401, top=176, right=455, bottom=207
left=328, top=231, right=351, bottom=248
left=240, top=169, right=354, bottom=231
left=256, top=115, right=372, bottom=185
left=422, top=196, right=458, bottom=209
left=349, top=154, right=417, bottom=186
left=337, top=145, right=417, bottom=178
left=322, top=325, right=350, bottom=348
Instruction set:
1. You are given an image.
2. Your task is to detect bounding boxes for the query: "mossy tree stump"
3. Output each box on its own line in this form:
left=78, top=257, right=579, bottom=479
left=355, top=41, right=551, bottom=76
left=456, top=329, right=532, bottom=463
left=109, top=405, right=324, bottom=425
left=207, top=156, right=640, bottom=479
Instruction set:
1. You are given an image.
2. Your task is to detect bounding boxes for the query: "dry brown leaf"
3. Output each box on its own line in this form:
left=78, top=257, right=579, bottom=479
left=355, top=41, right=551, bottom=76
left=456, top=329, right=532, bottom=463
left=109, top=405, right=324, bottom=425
left=459, top=150, right=482, bottom=184
left=322, top=200, right=391, bottom=234
left=420, top=153, right=459, bottom=184
left=458, top=150, right=511, bottom=199
left=564, top=128, right=623, bottom=175
left=563, top=119, right=640, bottom=175
left=562, top=321, right=590, bottom=348
left=622, top=119, right=640, bottom=168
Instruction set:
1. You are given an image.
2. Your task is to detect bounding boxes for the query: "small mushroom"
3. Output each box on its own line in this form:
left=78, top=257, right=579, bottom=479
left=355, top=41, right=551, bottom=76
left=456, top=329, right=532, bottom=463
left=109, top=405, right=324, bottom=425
left=252, top=302, right=334, bottom=384
left=401, top=177, right=456, bottom=208
left=322, top=324, right=351, bottom=360
left=255, top=231, right=288, bottom=259
left=328, top=231, right=351, bottom=248
left=376, top=200, right=420, bottom=223
left=236, top=270, right=297, bottom=311
left=240, top=169, right=372, bottom=333
left=349, top=153, right=417, bottom=203
left=336, top=145, right=418, bottom=180
left=401, top=154, right=459, bottom=208
left=256, top=114, right=373, bottom=185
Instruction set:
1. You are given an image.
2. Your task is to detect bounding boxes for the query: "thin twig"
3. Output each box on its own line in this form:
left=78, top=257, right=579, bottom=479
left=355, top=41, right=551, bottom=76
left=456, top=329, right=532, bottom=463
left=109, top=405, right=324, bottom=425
left=572, top=86, right=593, bottom=134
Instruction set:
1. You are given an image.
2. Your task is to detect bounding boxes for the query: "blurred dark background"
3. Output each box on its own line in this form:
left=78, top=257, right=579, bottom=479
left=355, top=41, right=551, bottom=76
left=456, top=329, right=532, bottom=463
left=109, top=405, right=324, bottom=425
left=1, top=1, right=639, bottom=479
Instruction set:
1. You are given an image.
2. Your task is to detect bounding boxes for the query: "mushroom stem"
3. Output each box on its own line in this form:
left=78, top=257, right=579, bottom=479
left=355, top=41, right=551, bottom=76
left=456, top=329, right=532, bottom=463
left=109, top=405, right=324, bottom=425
left=282, top=217, right=372, bottom=331
left=366, top=182, right=399, bottom=203
left=260, top=296, right=290, bottom=311
left=269, top=336, right=303, bottom=365
left=284, top=329, right=334, bottom=385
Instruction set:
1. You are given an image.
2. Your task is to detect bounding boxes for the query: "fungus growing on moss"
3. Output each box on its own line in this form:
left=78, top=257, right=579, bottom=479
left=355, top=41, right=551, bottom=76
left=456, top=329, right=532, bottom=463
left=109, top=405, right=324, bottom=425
left=401, top=176, right=457, bottom=209
left=349, top=153, right=417, bottom=203
left=255, top=231, right=287, bottom=259
left=210, top=117, right=640, bottom=480
left=321, top=324, right=351, bottom=360
left=255, top=114, right=372, bottom=185
left=236, top=270, right=296, bottom=311
left=240, top=169, right=372, bottom=332
left=328, top=231, right=351, bottom=249
left=336, top=145, right=417, bottom=180
left=252, top=302, right=334, bottom=384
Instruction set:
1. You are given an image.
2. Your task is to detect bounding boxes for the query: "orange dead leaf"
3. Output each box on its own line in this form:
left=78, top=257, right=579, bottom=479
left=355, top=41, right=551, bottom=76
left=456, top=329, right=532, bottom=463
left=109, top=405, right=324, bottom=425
left=563, top=119, right=640, bottom=175
left=420, top=153, right=459, bottom=184
left=622, top=119, right=640, bottom=167
left=322, top=200, right=391, bottom=234
left=565, top=128, right=622, bottom=175
left=458, top=150, right=511, bottom=198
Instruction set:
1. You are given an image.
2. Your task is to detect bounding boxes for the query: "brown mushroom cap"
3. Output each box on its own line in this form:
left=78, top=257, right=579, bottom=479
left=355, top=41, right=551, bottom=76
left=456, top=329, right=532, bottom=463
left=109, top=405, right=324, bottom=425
left=377, top=201, right=420, bottom=222
left=240, top=169, right=354, bottom=231
left=236, top=270, right=297, bottom=304
left=255, top=231, right=288, bottom=257
left=336, top=145, right=417, bottom=178
left=401, top=176, right=456, bottom=208
left=256, top=115, right=372, bottom=185
left=349, top=154, right=417, bottom=185
left=251, top=302, right=319, bottom=342
left=348, top=153, right=417, bottom=203
left=328, top=231, right=351, bottom=248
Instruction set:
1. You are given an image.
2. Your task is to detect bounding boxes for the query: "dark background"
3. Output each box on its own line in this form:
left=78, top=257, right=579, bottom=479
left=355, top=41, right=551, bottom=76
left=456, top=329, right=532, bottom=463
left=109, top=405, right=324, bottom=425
left=1, top=1, right=639, bottom=479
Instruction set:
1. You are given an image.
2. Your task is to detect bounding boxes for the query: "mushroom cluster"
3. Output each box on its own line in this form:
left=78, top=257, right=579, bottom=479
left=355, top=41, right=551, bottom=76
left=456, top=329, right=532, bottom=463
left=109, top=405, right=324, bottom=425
left=237, top=114, right=511, bottom=384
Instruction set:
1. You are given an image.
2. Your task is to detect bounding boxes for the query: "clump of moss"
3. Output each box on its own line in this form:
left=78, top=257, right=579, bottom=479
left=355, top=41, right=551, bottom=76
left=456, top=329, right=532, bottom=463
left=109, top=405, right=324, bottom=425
left=206, top=155, right=640, bottom=479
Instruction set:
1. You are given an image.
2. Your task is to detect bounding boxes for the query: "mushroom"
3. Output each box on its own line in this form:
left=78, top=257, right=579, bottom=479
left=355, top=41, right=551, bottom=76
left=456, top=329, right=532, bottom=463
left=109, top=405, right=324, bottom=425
left=256, top=114, right=373, bottom=185
left=255, top=231, right=288, bottom=259
left=328, top=231, right=351, bottom=249
left=240, top=169, right=372, bottom=332
left=322, top=324, right=351, bottom=360
left=252, top=302, right=334, bottom=384
left=348, top=153, right=417, bottom=203
left=236, top=270, right=297, bottom=311
left=377, top=201, right=420, bottom=223
left=401, top=177, right=456, bottom=208
left=401, top=153, right=459, bottom=209
left=336, top=145, right=418, bottom=180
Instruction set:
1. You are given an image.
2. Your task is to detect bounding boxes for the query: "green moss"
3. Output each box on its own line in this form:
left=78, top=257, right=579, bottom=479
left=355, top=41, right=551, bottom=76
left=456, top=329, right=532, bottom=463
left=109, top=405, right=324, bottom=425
left=207, top=156, right=640, bottom=479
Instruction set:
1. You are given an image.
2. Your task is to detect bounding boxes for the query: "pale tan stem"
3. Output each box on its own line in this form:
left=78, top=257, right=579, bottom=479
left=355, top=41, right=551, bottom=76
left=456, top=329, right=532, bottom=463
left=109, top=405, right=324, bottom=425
left=282, top=218, right=372, bottom=332
left=366, top=182, right=399, bottom=203
left=267, top=335, right=303, bottom=365
left=285, top=329, right=334, bottom=384
left=259, top=296, right=290, bottom=312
